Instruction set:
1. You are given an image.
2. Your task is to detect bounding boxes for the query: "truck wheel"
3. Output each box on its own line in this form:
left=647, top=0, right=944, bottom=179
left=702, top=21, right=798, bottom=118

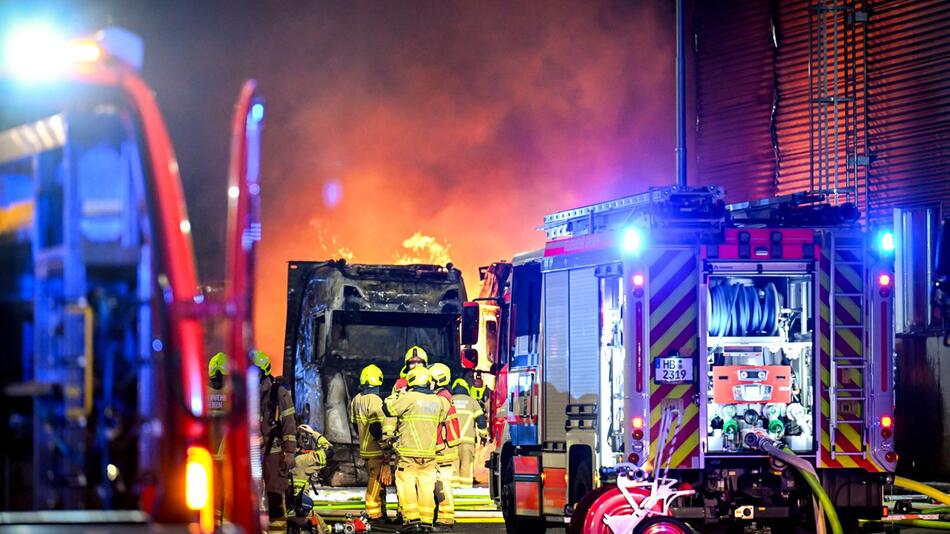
left=500, top=452, right=546, bottom=533
left=632, top=516, right=692, bottom=534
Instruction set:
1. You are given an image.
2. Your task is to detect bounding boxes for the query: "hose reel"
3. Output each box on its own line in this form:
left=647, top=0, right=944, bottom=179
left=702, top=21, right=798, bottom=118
left=708, top=281, right=780, bottom=337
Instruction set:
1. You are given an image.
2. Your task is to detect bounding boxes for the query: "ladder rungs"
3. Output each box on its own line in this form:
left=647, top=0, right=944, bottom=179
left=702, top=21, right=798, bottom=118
left=832, top=451, right=866, bottom=457
left=834, top=364, right=865, bottom=369
left=833, top=292, right=865, bottom=297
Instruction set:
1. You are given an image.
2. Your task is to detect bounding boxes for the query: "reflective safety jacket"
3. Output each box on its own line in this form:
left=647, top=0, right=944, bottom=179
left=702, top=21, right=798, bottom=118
left=383, top=388, right=450, bottom=458
left=434, top=388, right=461, bottom=461
left=451, top=392, right=487, bottom=444
left=350, top=388, right=386, bottom=458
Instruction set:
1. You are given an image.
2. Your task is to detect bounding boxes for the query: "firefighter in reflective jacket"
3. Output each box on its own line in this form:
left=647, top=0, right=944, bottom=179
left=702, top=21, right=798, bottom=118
left=392, top=345, right=429, bottom=393
left=288, top=424, right=333, bottom=533
left=350, top=364, right=390, bottom=521
left=428, top=363, right=461, bottom=531
left=383, top=366, right=451, bottom=533
left=208, top=352, right=231, bottom=525
left=450, top=378, right=488, bottom=488
left=256, top=350, right=297, bottom=527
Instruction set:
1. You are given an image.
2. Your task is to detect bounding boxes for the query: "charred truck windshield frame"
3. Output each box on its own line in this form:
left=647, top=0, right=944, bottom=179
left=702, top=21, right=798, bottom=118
left=282, top=260, right=466, bottom=486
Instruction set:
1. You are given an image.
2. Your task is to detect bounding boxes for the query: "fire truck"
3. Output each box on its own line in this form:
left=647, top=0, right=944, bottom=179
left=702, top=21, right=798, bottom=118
left=0, top=26, right=263, bottom=533
left=463, top=186, right=897, bottom=532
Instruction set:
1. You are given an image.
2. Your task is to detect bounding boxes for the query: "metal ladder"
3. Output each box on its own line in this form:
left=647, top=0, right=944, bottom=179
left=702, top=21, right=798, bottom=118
left=829, top=243, right=867, bottom=459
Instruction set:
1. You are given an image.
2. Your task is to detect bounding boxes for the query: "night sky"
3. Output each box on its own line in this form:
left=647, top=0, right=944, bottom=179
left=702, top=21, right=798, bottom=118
left=3, top=0, right=681, bottom=366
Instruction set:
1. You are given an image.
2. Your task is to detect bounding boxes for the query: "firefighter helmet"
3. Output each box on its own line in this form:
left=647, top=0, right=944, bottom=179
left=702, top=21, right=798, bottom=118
left=360, top=364, right=384, bottom=387
left=451, top=377, right=470, bottom=393
left=404, top=345, right=429, bottom=365
left=405, top=365, right=431, bottom=388
left=429, top=363, right=451, bottom=388
left=252, top=350, right=271, bottom=375
left=208, top=352, right=229, bottom=378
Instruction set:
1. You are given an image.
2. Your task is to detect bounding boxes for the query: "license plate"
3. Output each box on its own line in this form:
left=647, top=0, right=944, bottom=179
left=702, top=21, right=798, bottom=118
left=654, top=357, right=693, bottom=384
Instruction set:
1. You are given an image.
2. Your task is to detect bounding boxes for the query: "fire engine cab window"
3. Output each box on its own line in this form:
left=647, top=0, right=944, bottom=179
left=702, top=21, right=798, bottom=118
left=706, top=274, right=815, bottom=453
left=512, top=263, right=541, bottom=337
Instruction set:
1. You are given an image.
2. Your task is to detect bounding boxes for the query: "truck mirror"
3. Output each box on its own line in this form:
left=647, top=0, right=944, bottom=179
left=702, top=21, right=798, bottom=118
left=461, top=302, right=480, bottom=345
left=461, top=347, right=479, bottom=369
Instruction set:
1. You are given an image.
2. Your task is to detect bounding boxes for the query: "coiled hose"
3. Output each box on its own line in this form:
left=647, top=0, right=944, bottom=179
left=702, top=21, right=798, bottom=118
left=708, top=282, right=779, bottom=337
left=757, top=440, right=843, bottom=534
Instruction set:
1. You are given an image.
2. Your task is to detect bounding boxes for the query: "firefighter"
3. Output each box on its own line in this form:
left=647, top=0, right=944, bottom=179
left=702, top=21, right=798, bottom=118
left=428, top=363, right=461, bottom=532
left=288, top=424, right=333, bottom=533
left=392, top=345, right=429, bottom=393
left=466, top=379, right=491, bottom=487
left=350, top=364, right=391, bottom=522
left=208, top=352, right=230, bottom=525
left=256, top=349, right=297, bottom=530
left=450, top=378, right=487, bottom=488
left=383, top=366, right=451, bottom=533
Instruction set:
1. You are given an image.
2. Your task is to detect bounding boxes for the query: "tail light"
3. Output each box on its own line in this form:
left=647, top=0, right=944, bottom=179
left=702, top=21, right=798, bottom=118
left=632, top=416, right=644, bottom=430
left=879, top=273, right=892, bottom=297
left=881, top=416, right=894, bottom=439
left=632, top=428, right=644, bottom=440
left=627, top=453, right=640, bottom=464
left=885, top=451, right=898, bottom=463
left=186, top=446, right=214, bottom=534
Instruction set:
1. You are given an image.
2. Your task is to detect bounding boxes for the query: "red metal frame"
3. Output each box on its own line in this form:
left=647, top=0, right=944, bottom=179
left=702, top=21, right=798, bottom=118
left=45, top=62, right=260, bottom=532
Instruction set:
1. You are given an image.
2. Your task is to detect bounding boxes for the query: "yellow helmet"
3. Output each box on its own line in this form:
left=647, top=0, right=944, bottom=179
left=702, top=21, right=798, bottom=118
left=429, top=363, right=451, bottom=388
left=451, top=377, right=470, bottom=392
left=252, top=350, right=271, bottom=375
left=208, top=352, right=229, bottom=378
left=404, top=345, right=429, bottom=365
left=470, top=383, right=486, bottom=401
left=359, top=364, right=384, bottom=387
left=405, top=365, right=431, bottom=388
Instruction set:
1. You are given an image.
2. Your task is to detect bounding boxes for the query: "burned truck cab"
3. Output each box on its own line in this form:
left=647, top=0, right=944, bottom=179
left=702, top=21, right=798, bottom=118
left=282, top=260, right=466, bottom=485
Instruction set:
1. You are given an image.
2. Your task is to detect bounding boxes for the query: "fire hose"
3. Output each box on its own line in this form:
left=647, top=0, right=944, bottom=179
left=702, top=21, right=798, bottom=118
left=708, top=282, right=779, bottom=337
left=756, top=443, right=950, bottom=533
left=893, top=476, right=950, bottom=507
left=752, top=437, right=842, bottom=534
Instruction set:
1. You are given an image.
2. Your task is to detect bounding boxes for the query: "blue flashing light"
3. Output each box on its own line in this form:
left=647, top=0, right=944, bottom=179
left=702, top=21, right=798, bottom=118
left=621, top=227, right=645, bottom=256
left=879, top=230, right=895, bottom=254
left=251, top=102, right=264, bottom=122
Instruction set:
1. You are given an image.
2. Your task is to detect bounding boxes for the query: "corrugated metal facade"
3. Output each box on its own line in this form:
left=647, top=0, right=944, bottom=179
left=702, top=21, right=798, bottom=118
left=867, top=0, right=950, bottom=223
left=694, top=0, right=950, bottom=220
left=693, top=1, right=777, bottom=203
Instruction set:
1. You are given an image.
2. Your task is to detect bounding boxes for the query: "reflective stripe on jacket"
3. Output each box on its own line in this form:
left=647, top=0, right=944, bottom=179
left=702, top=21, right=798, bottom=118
left=383, top=389, right=450, bottom=458
left=350, top=391, right=385, bottom=458
left=451, top=393, right=487, bottom=444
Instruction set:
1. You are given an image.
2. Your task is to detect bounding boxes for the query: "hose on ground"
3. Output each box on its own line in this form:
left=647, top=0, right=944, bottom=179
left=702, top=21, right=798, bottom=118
left=864, top=519, right=950, bottom=530
left=758, top=440, right=842, bottom=534
left=894, top=476, right=950, bottom=507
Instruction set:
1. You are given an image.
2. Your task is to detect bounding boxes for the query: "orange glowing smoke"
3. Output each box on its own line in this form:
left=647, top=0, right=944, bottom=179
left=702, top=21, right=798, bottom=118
left=253, top=1, right=676, bottom=374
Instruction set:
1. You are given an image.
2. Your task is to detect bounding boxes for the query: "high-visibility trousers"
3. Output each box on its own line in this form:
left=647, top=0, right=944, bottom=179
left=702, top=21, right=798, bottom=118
left=364, top=457, right=385, bottom=519
left=434, top=461, right=456, bottom=526
left=454, top=443, right=476, bottom=488
left=395, top=456, right=438, bottom=525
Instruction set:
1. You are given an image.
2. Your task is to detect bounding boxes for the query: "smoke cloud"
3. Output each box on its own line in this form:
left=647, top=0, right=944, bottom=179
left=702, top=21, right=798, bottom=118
left=253, top=1, right=676, bottom=370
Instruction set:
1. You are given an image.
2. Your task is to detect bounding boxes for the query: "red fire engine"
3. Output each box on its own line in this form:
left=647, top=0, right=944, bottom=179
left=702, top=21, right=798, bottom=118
left=462, top=186, right=898, bottom=533
left=0, top=26, right=263, bottom=533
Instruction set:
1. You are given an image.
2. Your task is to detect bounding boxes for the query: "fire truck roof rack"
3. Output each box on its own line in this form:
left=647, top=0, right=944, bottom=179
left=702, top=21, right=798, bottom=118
left=542, top=184, right=725, bottom=241
left=727, top=191, right=862, bottom=228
